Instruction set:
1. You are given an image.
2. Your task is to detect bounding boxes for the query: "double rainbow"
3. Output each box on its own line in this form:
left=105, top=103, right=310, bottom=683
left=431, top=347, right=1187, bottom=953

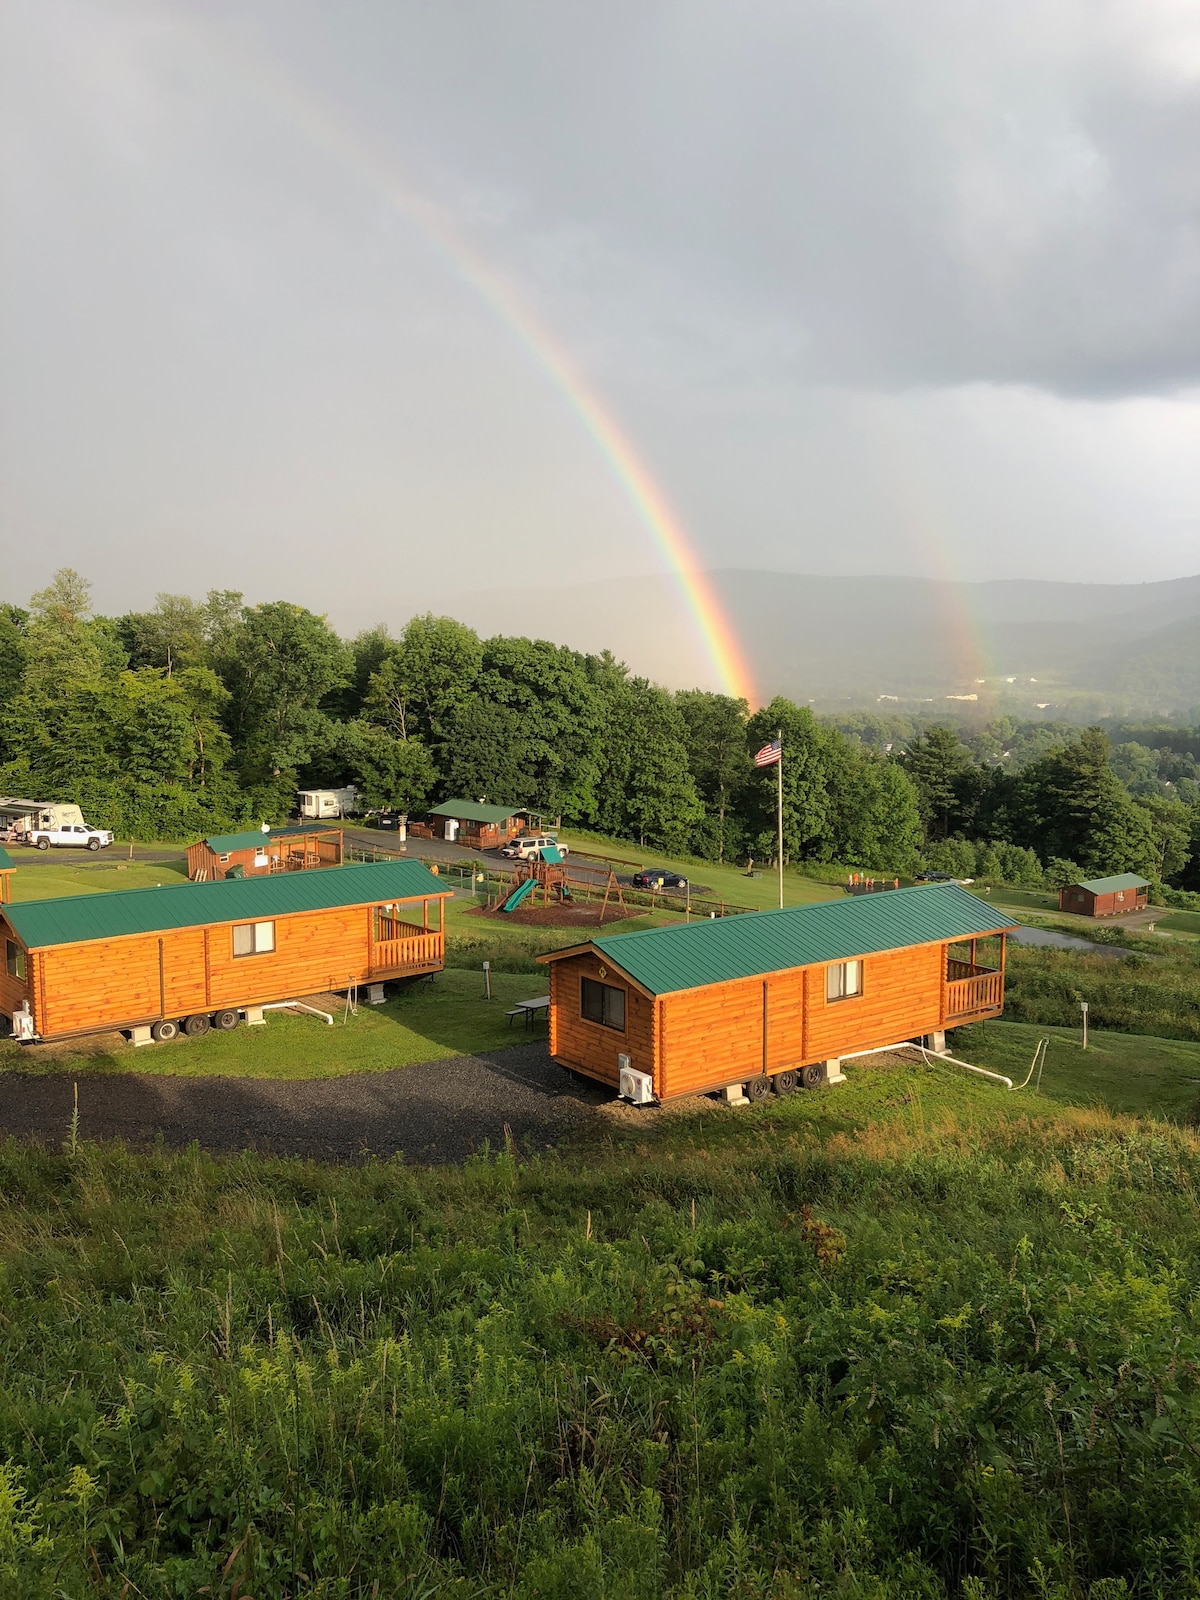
left=195, top=32, right=758, bottom=704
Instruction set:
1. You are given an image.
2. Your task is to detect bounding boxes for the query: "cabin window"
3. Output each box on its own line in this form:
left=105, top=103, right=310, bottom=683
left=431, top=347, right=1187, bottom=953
left=581, top=976, right=626, bottom=1031
left=825, top=960, right=863, bottom=1002
left=219, top=854, right=231, bottom=864
left=5, top=940, right=25, bottom=982
left=232, top=920, right=276, bottom=957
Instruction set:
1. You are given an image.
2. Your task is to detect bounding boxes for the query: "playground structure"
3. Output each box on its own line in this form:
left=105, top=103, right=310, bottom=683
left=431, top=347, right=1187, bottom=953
left=491, top=850, right=627, bottom=924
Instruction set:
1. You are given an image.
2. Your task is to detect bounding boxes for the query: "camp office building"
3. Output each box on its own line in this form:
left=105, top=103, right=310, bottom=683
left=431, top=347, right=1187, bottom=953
left=540, top=883, right=1018, bottom=1102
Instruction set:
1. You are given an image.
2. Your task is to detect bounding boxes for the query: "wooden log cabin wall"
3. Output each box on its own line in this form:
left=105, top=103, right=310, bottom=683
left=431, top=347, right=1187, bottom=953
left=0, top=859, right=449, bottom=1044
left=541, top=883, right=1017, bottom=1102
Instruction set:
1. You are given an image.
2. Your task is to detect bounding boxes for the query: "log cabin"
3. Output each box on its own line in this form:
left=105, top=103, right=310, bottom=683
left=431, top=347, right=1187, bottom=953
left=186, top=824, right=344, bottom=881
left=419, top=801, right=527, bottom=849
left=0, top=845, right=12, bottom=904
left=0, top=859, right=450, bottom=1045
left=539, top=883, right=1018, bottom=1103
left=1057, top=873, right=1149, bottom=918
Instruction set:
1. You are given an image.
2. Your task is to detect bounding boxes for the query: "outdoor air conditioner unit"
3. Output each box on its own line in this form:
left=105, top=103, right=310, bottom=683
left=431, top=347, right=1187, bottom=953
left=618, top=1055, right=654, bottom=1106
left=11, top=1008, right=35, bottom=1042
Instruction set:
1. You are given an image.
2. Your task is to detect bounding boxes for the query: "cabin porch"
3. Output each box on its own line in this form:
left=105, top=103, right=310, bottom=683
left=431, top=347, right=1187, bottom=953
left=370, top=900, right=445, bottom=977
left=943, top=934, right=1007, bottom=1022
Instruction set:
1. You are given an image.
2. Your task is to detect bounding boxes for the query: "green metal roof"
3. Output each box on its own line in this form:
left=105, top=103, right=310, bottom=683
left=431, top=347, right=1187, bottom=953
left=202, top=823, right=335, bottom=854
left=3, top=860, right=448, bottom=951
left=428, top=800, right=524, bottom=824
left=1073, top=873, right=1149, bottom=895
left=0, top=845, right=13, bottom=871
left=550, top=883, right=1017, bottom=997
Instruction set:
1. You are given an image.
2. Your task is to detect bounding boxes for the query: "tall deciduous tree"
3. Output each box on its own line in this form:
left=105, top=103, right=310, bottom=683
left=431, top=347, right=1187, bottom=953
left=899, top=726, right=971, bottom=839
left=745, top=700, right=836, bottom=862
left=675, top=690, right=752, bottom=862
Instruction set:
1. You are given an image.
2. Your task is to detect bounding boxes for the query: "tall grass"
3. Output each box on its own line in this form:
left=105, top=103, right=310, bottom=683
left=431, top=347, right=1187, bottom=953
left=1004, top=936, right=1200, bottom=1041
left=0, top=1097, right=1198, bottom=1596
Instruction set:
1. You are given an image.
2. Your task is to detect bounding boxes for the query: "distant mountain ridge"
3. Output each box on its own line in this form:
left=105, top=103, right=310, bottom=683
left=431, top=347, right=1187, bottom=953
left=336, top=570, right=1200, bottom=715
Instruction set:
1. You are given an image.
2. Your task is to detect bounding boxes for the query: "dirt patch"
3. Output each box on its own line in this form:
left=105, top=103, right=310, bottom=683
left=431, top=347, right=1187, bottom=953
left=466, top=901, right=644, bottom=929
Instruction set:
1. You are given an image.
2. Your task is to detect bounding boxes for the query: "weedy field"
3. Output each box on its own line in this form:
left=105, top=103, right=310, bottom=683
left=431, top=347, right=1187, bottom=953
left=0, top=1052, right=1198, bottom=1597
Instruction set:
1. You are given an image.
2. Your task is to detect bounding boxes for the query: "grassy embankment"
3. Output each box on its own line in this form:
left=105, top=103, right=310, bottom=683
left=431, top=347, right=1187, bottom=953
left=1, top=1051, right=1199, bottom=1595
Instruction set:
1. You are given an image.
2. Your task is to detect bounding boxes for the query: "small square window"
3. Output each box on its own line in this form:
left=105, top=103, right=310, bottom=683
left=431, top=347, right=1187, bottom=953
left=581, top=977, right=626, bottom=1031
left=825, top=960, right=862, bottom=1002
left=233, top=921, right=275, bottom=957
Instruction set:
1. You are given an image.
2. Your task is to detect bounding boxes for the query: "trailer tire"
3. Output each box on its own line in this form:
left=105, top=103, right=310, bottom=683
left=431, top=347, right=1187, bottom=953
left=212, top=1009, right=240, bottom=1032
left=744, top=1074, right=772, bottom=1103
left=183, top=1013, right=211, bottom=1038
left=36, top=837, right=49, bottom=850
left=801, top=1063, right=825, bottom=1089
left=151, top=1019, right=179, bottom=1043
left=772, top=1068, right=800, bottom=1095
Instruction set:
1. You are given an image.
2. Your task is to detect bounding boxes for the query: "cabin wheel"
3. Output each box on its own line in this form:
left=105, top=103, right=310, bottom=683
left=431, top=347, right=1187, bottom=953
left=150, top=1018, right=179, bottom=1043
left=744, top=1074, right=772, bottom=1102
left=772, top=1068, right=800, bottom=1095
left=801, top=1063, right=825, bottom=1089
left=183, top=1013, right=211, bottom=1038
left=212, top=1009, right=240, bottom=1032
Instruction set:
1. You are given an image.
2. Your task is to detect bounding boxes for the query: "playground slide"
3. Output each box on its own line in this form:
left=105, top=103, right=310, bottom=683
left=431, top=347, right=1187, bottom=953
left=501, top=877, right=538, bottom=914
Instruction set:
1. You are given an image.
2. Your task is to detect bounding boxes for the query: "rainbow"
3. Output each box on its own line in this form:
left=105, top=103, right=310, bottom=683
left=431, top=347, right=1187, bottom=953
left=191, top=30, right=757, bottom=704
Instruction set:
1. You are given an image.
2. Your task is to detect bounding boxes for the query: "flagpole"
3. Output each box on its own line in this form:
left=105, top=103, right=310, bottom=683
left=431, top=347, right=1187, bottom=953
left=776, top=728, right=784, bottom=909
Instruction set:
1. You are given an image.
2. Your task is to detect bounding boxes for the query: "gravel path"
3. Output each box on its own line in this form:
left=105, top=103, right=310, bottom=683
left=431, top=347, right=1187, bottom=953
left=0, top=1044, right=613, bottom=1163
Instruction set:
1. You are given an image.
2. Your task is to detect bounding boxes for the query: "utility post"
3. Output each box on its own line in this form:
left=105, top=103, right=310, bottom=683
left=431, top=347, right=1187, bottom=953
left=1080, top=999, right=1089, bottom=1051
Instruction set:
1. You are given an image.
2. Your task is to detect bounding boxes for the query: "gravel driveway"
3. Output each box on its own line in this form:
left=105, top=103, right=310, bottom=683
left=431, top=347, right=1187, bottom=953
left=0, top=1044, right=613, bottom=1163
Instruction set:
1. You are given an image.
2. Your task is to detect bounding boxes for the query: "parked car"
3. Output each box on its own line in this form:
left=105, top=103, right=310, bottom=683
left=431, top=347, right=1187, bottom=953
left=632, top=868, right=689, bottom=891
left=371, top=811, right=404, bottom=831
left=27, top=823, right=114, bottom=852
left=500, top=834, right=569, bottom=860
left=914, top=870, right=954, bottom=882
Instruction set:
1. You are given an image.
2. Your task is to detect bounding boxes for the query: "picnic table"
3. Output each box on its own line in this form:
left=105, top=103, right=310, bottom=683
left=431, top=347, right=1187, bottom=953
left=506, top=995, right=550, bottom=1029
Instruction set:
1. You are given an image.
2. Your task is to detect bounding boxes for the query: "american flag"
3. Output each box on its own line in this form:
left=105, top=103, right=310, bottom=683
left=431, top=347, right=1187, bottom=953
left=754, top=738, right=782, bottom=768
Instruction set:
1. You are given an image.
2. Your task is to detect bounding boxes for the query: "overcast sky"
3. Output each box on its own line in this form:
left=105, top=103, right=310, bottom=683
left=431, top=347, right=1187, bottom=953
left=2, top=0, right=1199, bottom=628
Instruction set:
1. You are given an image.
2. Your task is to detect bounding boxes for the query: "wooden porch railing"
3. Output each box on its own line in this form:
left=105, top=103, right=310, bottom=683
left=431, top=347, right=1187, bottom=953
left=945, top=967, right=1004, bottom=1019
left=370, top=932, right=443, bottom=976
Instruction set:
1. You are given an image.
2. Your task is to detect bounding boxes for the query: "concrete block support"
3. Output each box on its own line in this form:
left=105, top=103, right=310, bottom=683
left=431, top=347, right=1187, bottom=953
left=721, top=1084, right=750, bottom=1106
left=824, top=1059, right=846, bottom=1084
left=366, top=983, right=387, bottom=1006
left=130, top=1025, right=154, bottom=1047
left=924, top=1031, right=948, bottom=1055
left=245, top=1006, right=266, bottom=1027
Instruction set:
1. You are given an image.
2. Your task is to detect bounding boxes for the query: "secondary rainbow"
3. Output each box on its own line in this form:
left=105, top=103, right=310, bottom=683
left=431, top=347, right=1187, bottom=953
left=197, top=32, right=757, bottom=704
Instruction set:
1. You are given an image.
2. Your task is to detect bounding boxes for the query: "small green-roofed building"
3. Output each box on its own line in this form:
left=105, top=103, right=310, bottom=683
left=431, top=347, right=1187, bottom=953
left=423, top=800, right=527, bottom=848
left=0, top=860, right=452, bottom=1044
left=0, top=844, right=12, bottom=905
left=1059, top=872, right=1150, bottom=918
left=186, top=821, right=345, bottom=881
left=540, top=883, right=1019, bottom=1104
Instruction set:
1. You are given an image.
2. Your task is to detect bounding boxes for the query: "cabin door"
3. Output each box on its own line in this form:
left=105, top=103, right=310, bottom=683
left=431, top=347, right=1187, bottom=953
left=762, top=973, right=805, bottom=1073
left=160, top=929, right=210, bottom=1018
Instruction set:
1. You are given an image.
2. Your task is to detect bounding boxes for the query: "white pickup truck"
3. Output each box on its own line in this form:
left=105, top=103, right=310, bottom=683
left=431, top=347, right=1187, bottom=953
left=27, top=823, right=114, bottom=852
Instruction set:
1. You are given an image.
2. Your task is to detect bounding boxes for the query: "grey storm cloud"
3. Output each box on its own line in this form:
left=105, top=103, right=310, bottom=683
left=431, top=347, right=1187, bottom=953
left=256, top=0, right=1200, bottom=397
left=2, top=0, right=1199, bottom=620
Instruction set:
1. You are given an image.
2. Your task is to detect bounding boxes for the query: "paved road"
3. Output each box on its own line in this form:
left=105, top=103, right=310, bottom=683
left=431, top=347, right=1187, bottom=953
left=0, top=1043, right=614, bottom=1163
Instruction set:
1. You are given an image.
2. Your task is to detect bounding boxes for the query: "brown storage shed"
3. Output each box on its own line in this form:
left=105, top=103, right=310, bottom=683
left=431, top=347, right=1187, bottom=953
left=540, top=883, right=1017, bottom=1103
left=186, top=824, right=344, bottom=882
left=1058, top=873, right=1149, bottom=918
left=0, top=859, right=449, bottom=1045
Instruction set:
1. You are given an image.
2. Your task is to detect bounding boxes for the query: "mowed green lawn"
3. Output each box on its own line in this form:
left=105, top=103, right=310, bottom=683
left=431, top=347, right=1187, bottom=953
left=0, top=968, right=553, bottom=1080
left=6, top=852, right=190, bottom=899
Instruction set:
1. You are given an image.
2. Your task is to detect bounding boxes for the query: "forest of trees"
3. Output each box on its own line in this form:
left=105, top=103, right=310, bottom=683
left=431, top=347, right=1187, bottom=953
left=2, top=571, right=1199, bottom=897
